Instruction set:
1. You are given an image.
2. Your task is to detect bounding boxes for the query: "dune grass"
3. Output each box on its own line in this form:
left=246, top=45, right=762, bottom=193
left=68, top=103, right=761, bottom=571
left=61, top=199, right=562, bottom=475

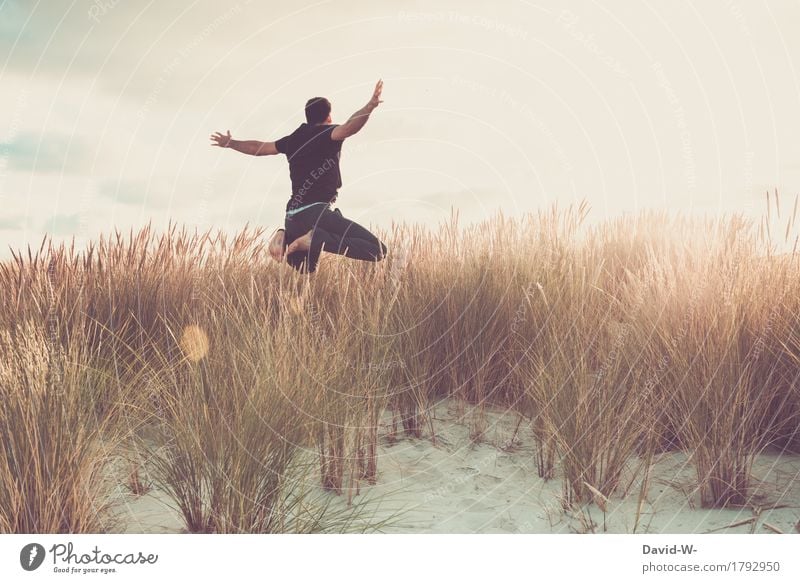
left=0, top=319, right=119, bottom=533
left=1, top=194, right=799, bottom=533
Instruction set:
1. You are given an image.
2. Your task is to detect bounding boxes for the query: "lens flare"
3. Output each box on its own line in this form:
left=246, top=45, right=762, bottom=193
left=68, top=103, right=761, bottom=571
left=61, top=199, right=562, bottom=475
left=179, top=324, right=209, bottom=362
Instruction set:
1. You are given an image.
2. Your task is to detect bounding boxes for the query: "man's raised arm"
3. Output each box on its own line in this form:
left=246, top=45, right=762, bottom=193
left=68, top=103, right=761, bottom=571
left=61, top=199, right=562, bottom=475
left=331, top=79, right=383, bottom=141
left=210, top=130, right=278, bottom=156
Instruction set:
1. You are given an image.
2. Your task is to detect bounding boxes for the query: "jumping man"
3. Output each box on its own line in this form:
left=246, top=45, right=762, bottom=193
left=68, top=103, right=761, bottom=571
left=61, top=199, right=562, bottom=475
left=210, top=79, right=388, bottom=273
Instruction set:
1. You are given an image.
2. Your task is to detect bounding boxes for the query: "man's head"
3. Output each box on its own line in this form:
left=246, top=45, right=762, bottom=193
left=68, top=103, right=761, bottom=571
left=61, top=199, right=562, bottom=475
left=305, top=97, right=332, bottom=124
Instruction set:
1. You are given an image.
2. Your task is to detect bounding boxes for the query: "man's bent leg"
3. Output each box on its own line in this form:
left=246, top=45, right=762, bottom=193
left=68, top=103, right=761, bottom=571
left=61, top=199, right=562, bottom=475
left=284, top=214, right=315, bottom=272
left=313, top=208, right=388, bottom=261
left=283, top=205, right=388, bottom=273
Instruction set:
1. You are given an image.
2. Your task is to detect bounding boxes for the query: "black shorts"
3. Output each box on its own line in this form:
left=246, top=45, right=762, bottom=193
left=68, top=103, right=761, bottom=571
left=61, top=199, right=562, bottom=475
left=283, top=204, right=388, bottom=273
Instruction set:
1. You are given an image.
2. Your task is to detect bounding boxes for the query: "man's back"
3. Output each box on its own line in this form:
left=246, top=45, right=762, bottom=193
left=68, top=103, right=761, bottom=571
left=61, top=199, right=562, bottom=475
left=275, top=123, right=343, bottom=212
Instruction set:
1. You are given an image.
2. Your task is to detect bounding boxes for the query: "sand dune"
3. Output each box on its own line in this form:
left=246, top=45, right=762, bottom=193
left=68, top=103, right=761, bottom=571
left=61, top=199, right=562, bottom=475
left=110, top=399, right=800, bottom=534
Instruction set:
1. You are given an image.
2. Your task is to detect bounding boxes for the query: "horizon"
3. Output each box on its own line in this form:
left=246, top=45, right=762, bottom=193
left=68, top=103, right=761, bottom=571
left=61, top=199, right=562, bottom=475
left=2, top=0, right=800, bottom=261
left=4, top=195, right=797, bottom=262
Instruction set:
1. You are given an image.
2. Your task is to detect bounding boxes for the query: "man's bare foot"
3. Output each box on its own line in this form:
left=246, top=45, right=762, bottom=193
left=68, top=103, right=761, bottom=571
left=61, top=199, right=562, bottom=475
left=268, top=229, right=285, bottom=262
left=286, top=229, right=313, bottom=254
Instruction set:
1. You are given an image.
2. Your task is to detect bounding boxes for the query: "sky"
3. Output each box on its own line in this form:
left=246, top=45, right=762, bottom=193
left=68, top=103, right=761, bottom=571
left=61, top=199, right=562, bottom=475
left=2, top=0, right=800, bottom=258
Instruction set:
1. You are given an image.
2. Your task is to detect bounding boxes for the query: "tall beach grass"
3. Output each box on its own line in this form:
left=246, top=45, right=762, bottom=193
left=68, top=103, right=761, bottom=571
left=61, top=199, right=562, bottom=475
left=1, top=194, right=799, bottom=532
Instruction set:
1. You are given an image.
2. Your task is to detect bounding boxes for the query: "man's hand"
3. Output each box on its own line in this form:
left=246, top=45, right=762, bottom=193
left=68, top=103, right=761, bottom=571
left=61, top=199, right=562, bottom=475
left=210, top=130, right=232, bottom=148
left=366, top=79, right=384, bottom=111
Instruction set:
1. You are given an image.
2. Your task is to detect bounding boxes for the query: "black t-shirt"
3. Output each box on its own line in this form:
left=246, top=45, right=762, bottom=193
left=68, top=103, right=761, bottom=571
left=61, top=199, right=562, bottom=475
left=275, top=123, right=344, bottom=212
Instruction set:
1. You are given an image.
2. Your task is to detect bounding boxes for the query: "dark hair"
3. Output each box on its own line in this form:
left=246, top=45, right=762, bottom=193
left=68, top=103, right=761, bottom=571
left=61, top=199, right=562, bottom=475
left=305, top=97, right=331, bottom=124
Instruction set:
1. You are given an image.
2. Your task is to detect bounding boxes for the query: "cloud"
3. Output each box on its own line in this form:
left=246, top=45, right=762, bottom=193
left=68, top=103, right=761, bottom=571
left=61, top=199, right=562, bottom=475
left=0, top=0, right=31, bottom=41
left=43, top=212, right=82, bottom=236
left=0, top=0, right=277, bottom=81
left=0, top=132, right=87, bottom=173
left=0, top=215, right=25, bottom=230
left=98, top=178, right=150, bottom=205
left=0, top=0, right=118, bottom=74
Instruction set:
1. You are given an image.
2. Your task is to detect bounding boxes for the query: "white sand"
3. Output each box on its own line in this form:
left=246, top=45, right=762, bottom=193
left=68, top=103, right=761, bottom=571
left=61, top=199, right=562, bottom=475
left=110, top=399, right=800, bottom=534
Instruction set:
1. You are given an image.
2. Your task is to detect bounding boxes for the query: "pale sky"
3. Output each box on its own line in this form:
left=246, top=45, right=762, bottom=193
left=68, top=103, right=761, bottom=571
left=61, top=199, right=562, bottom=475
left=2, top=0, right=800, bottom=258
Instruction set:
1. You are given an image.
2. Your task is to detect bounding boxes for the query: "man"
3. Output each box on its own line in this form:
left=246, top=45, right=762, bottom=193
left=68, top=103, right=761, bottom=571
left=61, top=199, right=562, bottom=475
left=210, top=80, right=388, bottom=273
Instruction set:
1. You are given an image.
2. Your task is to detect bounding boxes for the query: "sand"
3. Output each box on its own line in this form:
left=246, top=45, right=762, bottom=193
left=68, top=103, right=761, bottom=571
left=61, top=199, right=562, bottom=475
left=109, top=399, right=800, bottom=534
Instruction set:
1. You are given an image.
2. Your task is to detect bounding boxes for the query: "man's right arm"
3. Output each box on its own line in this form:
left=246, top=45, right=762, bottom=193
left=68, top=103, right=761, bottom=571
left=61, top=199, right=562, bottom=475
left=210, top=130, right=278, bottom=156
left=331, top=79, right=383, bottom=141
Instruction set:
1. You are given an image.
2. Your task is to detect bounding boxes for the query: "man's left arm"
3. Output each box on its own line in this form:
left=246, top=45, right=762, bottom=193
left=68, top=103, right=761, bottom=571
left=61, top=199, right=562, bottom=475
left=210, top=130, right=278, bottom=156
left=330, top=79, right=383, bottom=141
